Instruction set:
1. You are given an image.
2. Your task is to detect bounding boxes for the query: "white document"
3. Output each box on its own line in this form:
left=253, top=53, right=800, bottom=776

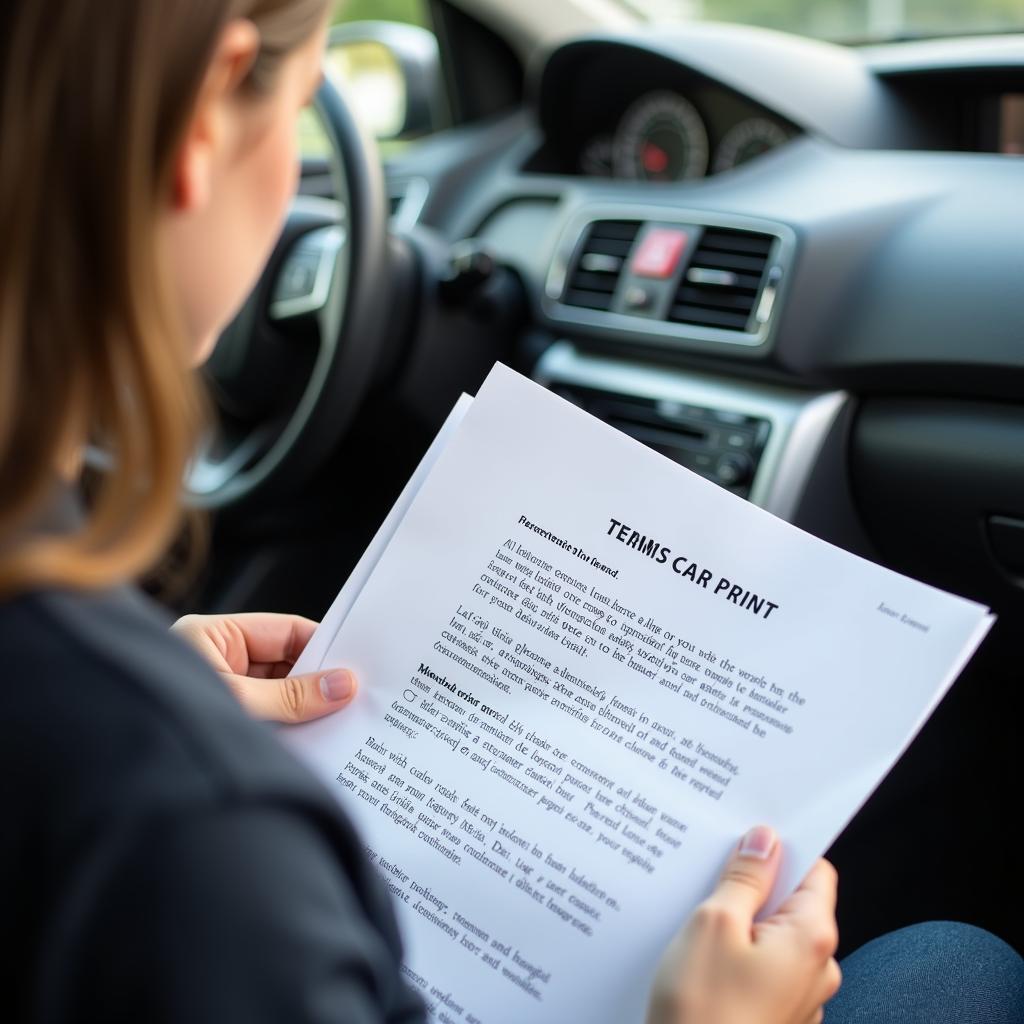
left=283, top=364, right=993, bottom=1024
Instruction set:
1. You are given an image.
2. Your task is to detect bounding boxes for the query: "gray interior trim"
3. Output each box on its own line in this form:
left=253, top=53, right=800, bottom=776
left=760, top=389, right=849, bottom=523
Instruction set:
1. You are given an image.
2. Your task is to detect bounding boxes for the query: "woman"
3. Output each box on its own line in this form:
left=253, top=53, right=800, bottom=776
left=1, top=1, right=1020, bottom=1021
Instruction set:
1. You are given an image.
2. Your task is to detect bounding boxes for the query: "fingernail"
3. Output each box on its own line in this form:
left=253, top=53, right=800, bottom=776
left=320, top=669, right=354, bottom=702
left=738, top=825, right=777, bottom=860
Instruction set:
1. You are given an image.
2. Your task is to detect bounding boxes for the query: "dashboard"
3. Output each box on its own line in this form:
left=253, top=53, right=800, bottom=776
left=382, top=23, right=1024, bottom=627
left=412, top=29, right=1024, bottom=397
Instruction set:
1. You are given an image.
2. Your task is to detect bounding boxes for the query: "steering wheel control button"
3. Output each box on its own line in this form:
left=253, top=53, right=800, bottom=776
left=632, top=227, right=689, bottom=278
left=281, top=254, right=319, bottom=300
left=269, top=225, right=345, bottom=321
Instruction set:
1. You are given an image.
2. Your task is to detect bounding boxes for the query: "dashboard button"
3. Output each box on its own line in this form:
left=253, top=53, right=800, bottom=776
left=624, top=285, right=654, bottom=310
left=632, top=228, right=689, bottom=278
left=715, top=453, right=754, bottom=487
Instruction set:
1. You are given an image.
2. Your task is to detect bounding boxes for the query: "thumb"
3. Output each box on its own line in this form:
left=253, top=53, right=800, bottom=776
left=226, top=668, right=357, bottom=724
left=709, top=825, right=782, bottom=923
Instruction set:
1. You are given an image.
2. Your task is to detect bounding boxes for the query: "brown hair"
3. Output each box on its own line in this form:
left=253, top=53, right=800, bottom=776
left=0, top=0, right=328, bottom=596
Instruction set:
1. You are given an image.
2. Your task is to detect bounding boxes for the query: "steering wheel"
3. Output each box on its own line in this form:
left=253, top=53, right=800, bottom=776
left=186, top=74, right=389, bottom=508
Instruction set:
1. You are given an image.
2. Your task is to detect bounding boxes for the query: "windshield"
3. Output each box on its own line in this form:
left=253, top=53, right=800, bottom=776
left=623, top=0, right=1023, bottom=43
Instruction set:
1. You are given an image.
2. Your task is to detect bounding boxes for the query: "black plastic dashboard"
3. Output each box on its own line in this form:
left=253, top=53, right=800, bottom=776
left=380, top=23, right=1024, bottom=631
left=401, top=28, right=1024, bottom=398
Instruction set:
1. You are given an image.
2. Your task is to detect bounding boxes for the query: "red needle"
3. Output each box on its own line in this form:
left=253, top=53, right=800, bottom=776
left=642, top=142, right=669, bottom=174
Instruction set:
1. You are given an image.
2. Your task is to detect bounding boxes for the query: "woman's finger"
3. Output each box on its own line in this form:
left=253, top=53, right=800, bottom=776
left=224, top=667, right=357, bottom=723
left=770, top=856, right=835, bottom=929
left=215, top=612, right=320, bottom=667
left=172, top=612, right=320, bottom=675
left=819, top=956, right=843, bottom=1003
left=703, top=825, right=782, bottom=926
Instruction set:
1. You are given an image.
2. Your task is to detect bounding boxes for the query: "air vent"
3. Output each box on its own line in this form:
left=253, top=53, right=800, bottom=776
left=562, top=220, right=641, bottom=311
left=669, top=228, right=774, bottom=332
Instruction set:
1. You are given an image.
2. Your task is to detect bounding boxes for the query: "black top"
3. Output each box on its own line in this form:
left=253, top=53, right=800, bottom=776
left=0, top=580, right=425, bottom=1023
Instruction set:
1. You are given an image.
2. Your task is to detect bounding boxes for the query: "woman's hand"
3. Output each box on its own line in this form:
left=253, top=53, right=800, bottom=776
left=647, top=826, right=841, bottom=1024
left=172, top=613, right=357, bottom=724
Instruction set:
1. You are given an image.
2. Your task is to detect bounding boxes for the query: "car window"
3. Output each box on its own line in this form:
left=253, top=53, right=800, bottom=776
left=299, top=0, right=436, bottom=160
left=626, top=0, right=1022, bottom=43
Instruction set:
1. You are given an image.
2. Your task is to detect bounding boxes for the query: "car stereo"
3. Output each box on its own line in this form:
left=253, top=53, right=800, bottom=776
left=548, top=383, right=771, bottom=499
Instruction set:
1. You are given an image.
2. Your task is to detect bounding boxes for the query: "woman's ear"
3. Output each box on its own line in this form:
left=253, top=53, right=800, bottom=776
left=170, top=19, right=261, bottom=212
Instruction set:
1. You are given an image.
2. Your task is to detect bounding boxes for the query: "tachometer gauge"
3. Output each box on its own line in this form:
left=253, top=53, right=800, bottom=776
left=614, top=92, right=709, bottom=182
left=713, top=118, right=789, bottom=173
left=579, top=135, right=615, bottom=177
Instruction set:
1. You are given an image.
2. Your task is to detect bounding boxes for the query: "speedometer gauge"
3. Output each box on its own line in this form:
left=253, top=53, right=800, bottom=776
left=614, top=92, right=709, bottom=182
left=579, top=135, right=615, bottom=177
left=713, top=118, right=789, bottom=173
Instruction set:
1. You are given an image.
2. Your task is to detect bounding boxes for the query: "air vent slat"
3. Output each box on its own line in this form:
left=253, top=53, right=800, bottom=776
left=676, top=287, right=758, bottom=311
left=589, top=221, right=641, bottom=241
left=561, top=219, right=641, bottom=313
left=688, top=251, right=768, bottom=274
left=668, top=227, right=775, bottom=333
left=686, top=270, right=763, bottom=291
left=570, top=270, right=621, bottom=293
left=669, top=306, right=751, bottom=330
left=565, top=289, right=620, bottom=310
left=699, top=231, right=774, bottom=256
left=584, top=237, right=636, bottom=258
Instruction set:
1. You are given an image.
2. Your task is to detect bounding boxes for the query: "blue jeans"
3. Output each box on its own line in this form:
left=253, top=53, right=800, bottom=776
left=826, top=922, right=1024, bottom=1023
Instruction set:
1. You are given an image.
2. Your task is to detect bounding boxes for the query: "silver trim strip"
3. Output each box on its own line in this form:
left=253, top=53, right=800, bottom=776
left=543, top=204, right=797, bottom=350
left=760, top=389, right=848, bottom=522
left=581, top=253, right=624, bottom=273
left=533, top=341, right=847, bottom=522
left=687, top=268, right=738, bottom=286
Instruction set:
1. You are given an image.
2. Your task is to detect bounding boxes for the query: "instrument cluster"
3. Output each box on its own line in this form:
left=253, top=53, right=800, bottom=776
left=577, top=89, right=794, bottom=181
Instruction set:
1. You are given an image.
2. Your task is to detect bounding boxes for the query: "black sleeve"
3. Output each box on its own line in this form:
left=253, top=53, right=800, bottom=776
left=66, top=804, right=427, bottom=1024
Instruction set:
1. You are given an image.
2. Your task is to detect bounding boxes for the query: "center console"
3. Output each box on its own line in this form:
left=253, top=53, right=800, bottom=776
left=534, top=342, right=847, bottom=522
